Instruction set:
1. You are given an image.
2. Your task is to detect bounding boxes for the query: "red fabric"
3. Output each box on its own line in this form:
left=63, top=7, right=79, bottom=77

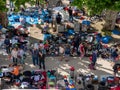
left=103, top=45, right=108, bottom=48
left=70, top=66, right=75, bottom=71
left=80, top=45, right=84, bottom=52
left=34, top=70, right=47, bottom=89
left=44, top=44, right=49, bottom=49
left=89, top=56, right=93, bottom=62
left=64, top=7, right=69, bottom=11
left=114, top=77, right=120, bottom=82
left=116, top=55, right=120, bottom=62
left=107, top=78, right=114, bottom=83
left=80, top=17, right=85, bottom=20
left=64, top=76, right=67, bottom=78
left=110, top=86, right=120, bottom=90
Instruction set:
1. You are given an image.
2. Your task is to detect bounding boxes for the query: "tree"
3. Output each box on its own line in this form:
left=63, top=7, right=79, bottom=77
left=72, top=0, right=120, bottom=30
left=0, top=0, right=8, bottom=27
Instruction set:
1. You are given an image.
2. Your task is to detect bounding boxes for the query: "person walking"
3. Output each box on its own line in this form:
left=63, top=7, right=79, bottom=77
left=38, top=50, right=45, bottom=70
left=91, top=50, right=98, bottom=70
left=30, top=48, right=39, bottom=66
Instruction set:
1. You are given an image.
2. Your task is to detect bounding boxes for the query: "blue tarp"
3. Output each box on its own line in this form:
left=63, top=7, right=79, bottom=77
left=82, top=20, right=90, bottom=25
left=66, top=87, right=76, bottom=90
left=112, top=29, right=120, bottom=35
left=68, top=29, right=75, bottom=35
left=0, top=25, right=3, bottom=30
left=8, top=10, right=50, bottom=25
left=101, top=36, right=112, bottom=44
left=44, top=34, right=51, bottom=40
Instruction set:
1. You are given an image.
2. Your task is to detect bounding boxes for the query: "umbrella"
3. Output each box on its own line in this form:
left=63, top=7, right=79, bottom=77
left=23, top=70, right=32, bottom=77
left=82, top=20, right=90, bottom=25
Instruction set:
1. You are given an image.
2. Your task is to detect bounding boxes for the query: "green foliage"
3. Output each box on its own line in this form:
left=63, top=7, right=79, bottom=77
left=101, top=29, right=112, bottom=36
left=0, top=0, right=7, bottom=12
left=29, top=0, right=45, bottom=6
left=72, top=0, right=120, bottom=16
left=13, top=0, right=30, bottom=11
left=0, top=0, right=45, bottom=12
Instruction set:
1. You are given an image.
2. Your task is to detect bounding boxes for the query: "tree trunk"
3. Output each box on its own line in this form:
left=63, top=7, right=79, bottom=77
left=103, top=10, right=118, bottom=30
left=0, top=12, right=8, bottom=27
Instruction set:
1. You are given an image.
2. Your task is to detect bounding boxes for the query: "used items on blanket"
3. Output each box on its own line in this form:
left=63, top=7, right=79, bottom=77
left=0, top=67, right=47, bottom=89
left=47, top=70, right=57, bottom=89
left=64, top=75, right=76, bottom=90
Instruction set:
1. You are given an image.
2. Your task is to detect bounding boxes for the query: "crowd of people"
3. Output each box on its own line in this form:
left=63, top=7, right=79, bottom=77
left=0, top=1, right=120, bottom=89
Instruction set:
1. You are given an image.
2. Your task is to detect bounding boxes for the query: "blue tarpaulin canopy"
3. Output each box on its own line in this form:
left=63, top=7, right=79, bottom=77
left=8, top=9, right=50, bottom=26
left=82, top=20, right=90, bottom=25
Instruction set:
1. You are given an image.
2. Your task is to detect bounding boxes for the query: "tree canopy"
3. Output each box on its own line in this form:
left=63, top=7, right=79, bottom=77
left=72, top=0, right=120, bottom=15
left=0, top=0, right=45, bottom=12
left=0, top=0, right=7, bottom=12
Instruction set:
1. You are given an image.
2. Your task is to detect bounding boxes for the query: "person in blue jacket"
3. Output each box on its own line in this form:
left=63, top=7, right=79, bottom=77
left=92, top=50, right=98, bottom=69
left=111, top=49, right=118, bottom=62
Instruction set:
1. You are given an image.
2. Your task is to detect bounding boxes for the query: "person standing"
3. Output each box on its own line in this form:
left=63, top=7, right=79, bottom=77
left=91, top=50, right=98, bottom=70
left=59, top=45, right=65, bottom=61
left=4, top=36, right=11, bottom=54
left=18, top=48, right=25, bottom=64
left=64, top=45, right=71, bottom=61
left=111, top=49, right=118, bottom=63
left=68, top=7, right=73, bottom=22
left=11, top=64, right=20, bottom=79
left=30, top=48, right=39, bottom=66
left=11, top=47, right=18, bottom=64
left=38, top=50, right=45, bottom=70
left=79, top=43, right=85, bottom=60
left=56, top=12, right=62, bottom=24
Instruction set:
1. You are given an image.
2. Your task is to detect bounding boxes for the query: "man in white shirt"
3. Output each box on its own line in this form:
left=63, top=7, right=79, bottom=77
left=11, top=48, right=18, bottom=64
left=59, top=45, right=65, bottom=61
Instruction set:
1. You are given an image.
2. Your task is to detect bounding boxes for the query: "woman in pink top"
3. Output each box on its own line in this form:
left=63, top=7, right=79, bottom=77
left=79, top=43, right=85, bottom=60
